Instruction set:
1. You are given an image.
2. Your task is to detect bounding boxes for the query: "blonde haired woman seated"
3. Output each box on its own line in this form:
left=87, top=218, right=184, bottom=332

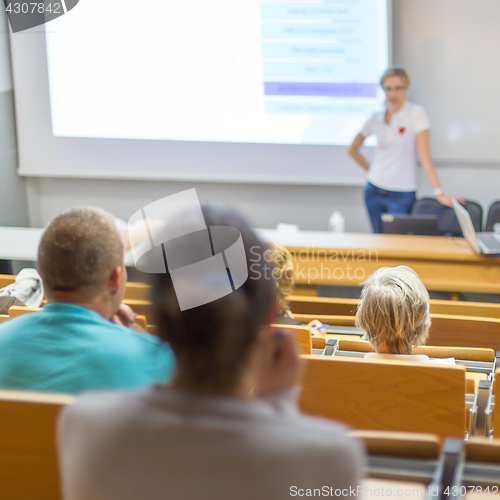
left=267, top=242, right=327, bottom=336
left=356, top=266, right=453, bottom=364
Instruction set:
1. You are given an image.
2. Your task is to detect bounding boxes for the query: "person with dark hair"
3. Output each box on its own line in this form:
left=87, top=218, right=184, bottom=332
left=0, top=207, right=174, bottom=394
left=57, top=205, right=363, bottom=500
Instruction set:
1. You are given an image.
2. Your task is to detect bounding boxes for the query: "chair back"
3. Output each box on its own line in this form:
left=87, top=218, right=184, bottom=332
left=290, top=295, right=500, bottom=321
left=429, top=314, right=500, bottom=351
left=8, top=306, right=41, bottom=318
left=352, top=430, right=441, bottom=459
left=134, top=315, right=147, bottom=329
left=336, top=339, right=495, bottom=362
left=124, top=282, right=150, bottom=301
left=485, top=200, right=500, bottom=232
left=293, top=313, right=357, bottom=328
left=0, top=274, right=16, bottom=289
left=271, top=324, right=313, bottom=354
left=413, top=345, right=495, bottom=362
left=337, top=339, right=372, bottom=353
left=412, top=198, right=482, bottom=236
left=300, top=355, right=466, bottom=440
left=465, top=437, right=500, bottom=463
left=493, top=369, right=500, bottom=438
left=0, top=390, right=75, bottom=500
left=430, top=300, right=500, bottom=320
left=289, top=295, right=359, bottom=316
left=122, top=299, right=153, bottom=325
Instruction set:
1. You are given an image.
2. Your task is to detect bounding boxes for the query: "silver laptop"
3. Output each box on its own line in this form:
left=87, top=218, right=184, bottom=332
left=452, top=199, right=500, bottom=255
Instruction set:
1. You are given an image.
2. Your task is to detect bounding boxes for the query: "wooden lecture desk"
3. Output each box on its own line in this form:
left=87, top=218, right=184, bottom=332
left=257, top=229, right=500, bottom=294
left=1, top=226, right=499, bottom=294
left=0, top=226, right=136, bottom=267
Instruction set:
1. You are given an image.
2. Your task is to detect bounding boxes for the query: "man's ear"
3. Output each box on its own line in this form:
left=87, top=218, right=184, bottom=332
left=108, top=266, right=123, bottom=297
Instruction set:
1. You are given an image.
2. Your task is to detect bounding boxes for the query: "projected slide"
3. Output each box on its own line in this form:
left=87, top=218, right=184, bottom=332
left=46, top=0, right=388, bottom=145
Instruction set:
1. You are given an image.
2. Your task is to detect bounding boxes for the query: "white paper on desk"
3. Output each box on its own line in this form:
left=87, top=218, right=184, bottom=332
left=429, top=357, right=456, bottom=365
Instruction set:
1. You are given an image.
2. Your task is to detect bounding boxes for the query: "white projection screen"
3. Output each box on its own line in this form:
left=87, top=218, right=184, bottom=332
left=11, top=0, right=391, bottom=184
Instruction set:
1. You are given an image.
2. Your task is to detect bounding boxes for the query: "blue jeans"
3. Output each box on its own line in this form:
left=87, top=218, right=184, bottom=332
left=364, top=182, right=416, bottom=233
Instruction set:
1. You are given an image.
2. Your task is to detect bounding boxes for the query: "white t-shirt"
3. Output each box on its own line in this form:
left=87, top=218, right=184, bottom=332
left=364, top=352, right=455, bottom=365
left=361, top=101, right=431, bottom=192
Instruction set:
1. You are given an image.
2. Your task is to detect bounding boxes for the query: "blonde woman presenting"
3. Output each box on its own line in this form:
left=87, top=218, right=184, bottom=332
left=349, top=67, right=464, bottom=233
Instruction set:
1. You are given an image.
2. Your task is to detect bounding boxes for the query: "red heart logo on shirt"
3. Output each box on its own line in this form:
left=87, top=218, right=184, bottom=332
left=399, top=127, right=406, bottom=135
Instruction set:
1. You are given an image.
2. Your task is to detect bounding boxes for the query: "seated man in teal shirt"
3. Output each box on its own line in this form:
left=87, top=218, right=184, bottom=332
left=0, top=207, right=174, bottom=394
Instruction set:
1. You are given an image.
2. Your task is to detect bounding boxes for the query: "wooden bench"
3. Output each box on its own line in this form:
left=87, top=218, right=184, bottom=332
left=0, top=274, right=16, bottom=289
left=300, top=355, right=467, bottom=440
left=271, top=323, right=326, bottom=352
left=336, top=339, right=495, bottom=363
left=124, top=282, right=150, bottom=301
left=8, top=306, right=40, bottom=318
left=493, top=369, right=500, bottom=439
left=428, top=314, right=500, bottom=351
left=0, top=390, right=75, bottom=500
left=289, top=295, right=500, bottom=320
left=352, top=430, right=441, bottom=459
left=293, top=311, right=500, bottom=351
left=7, top=305, right=148, bottom=330
left=334, top=339, right=492, bottom=393
left=122, top=299, right=153, bottom=324
left=463, top=437, right=500, bottom=487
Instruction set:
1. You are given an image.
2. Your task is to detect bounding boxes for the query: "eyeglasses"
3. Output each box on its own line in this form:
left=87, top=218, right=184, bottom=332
left=383, top=86, right=406, bottom=92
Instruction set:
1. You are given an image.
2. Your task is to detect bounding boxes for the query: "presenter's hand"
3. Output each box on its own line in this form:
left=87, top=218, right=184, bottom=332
left=436, top=194, right=466, bottom=207
left=255, top=328, right=304, bottom=396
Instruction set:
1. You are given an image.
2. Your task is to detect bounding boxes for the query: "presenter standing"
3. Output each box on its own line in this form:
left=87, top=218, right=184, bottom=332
left=348, top=67, right=463, bottom=233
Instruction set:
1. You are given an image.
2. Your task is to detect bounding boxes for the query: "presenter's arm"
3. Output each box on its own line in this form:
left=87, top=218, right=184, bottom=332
left=416, top=130, right=465, bottom=207
left=348, top=133, right=370, bottom=171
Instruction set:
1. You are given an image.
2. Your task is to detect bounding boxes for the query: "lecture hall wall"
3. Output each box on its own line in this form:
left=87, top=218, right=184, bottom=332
left=5, top=2, right=500, bottom=232
left=0, top=9, right=27, bottom=227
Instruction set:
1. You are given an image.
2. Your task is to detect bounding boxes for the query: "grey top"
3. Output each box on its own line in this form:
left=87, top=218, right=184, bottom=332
left=58, top=385, right=364, bottom=500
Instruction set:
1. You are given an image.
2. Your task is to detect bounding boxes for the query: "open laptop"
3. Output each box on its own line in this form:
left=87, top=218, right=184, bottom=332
left=452, top=199, right=500, bottom=255
left=381, top=214, right=438, bottom=236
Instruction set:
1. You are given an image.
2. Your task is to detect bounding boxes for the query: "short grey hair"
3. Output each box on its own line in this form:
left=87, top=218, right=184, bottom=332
left=355, top=266, right=431, bottom=354
left=38, top=207, right=123, bottom=300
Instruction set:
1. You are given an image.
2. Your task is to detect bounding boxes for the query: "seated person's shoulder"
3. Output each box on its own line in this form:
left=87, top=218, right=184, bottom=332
left=94, top=325, right=175, bottom=382
left=256, top=413, right=364, bottom=477
left=61, top=390, right=135, bottom=425
left=252, top=399, right=364, bottom=463
left=98, top=323, right=171, bottom=359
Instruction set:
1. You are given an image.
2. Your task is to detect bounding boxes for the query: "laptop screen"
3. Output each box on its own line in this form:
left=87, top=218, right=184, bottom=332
left=452, top=199, right=481, bottom=253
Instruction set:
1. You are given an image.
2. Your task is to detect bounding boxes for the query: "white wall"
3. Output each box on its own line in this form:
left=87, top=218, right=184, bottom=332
left=25, top=176, right=370, bottom=231
left=0, top=8, right=28, bottom=226
left=20, top=1, right=500, bottom=230
left=25, top=164, right=500, bottom=231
